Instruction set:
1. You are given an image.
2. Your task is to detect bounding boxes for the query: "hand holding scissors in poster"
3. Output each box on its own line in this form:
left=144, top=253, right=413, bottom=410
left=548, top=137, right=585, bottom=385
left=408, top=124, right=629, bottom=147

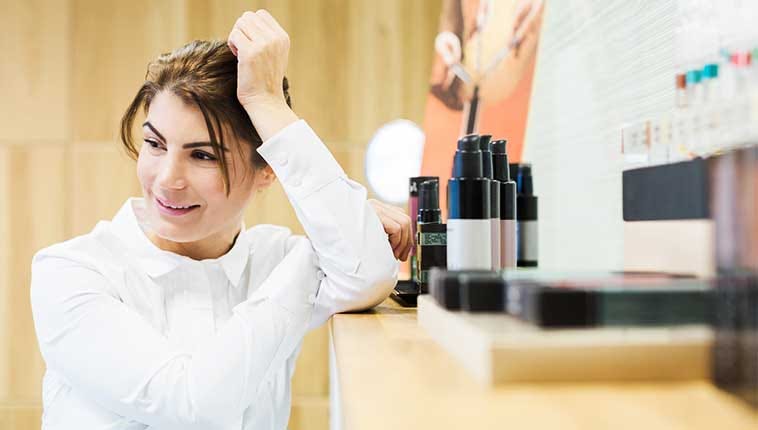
left=431, top=0, right=545, bottom=132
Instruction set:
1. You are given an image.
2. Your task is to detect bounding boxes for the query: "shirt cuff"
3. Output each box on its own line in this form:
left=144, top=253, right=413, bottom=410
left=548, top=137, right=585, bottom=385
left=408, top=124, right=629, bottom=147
left=257, top=120, right=346, bottom=201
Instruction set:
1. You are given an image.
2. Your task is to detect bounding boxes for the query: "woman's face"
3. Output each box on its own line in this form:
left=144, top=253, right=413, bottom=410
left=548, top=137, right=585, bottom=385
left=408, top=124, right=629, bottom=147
left=137, top=90, right=272, bottom=245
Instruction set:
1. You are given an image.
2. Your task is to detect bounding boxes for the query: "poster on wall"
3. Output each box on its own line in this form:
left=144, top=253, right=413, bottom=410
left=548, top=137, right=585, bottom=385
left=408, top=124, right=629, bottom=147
left=421, top=0, right=544, bottom=211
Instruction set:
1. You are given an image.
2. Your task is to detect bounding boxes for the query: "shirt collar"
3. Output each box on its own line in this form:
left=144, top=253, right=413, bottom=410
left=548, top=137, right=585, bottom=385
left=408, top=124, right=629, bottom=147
left=110, top=198, right=251, bottom=288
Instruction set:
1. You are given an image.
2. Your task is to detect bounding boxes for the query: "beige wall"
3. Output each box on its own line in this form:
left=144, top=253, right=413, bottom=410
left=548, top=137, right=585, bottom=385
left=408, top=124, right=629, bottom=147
left=0, top=1, right=441, bottom=428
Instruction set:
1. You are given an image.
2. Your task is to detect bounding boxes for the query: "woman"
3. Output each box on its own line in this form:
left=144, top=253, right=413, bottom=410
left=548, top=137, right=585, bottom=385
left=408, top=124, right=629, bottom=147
left=30, top=10, right=411, bottom=430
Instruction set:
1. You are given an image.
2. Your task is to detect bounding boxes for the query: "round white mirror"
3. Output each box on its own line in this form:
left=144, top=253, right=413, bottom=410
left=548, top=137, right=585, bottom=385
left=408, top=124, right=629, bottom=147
left=365, top=120, right=425, bottom=205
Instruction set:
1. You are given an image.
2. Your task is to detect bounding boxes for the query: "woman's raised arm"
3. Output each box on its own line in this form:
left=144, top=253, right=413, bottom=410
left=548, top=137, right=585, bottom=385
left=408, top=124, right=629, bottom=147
left=228, top=10, right=401, bottom=329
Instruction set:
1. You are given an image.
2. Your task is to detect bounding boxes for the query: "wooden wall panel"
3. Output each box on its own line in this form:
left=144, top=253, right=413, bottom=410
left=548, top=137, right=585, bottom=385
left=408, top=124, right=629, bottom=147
left=0, top=402, right=41, bottom=430
left=0, top=0, right=69, bottom=142
left=67, top=143, right=142, bottom=237
left=243, top=181, right=303, bottom=235
left=0, top=146, right=10, bottom=399
left=333, top=147, right=369, bottom=190
left=0, top=144, right=66, bottom=401
left=70, top=0, right=189, bottom=142
left=344, top=0, right=441, bottom=145
left=288, top=396, right=330, bottom=430
left=292, top=325, right=330, bottom=397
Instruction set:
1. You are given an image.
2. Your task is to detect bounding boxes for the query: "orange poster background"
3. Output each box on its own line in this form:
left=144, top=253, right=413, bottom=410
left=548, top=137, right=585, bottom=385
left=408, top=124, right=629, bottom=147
left=420, top=0, right=543, bottom=215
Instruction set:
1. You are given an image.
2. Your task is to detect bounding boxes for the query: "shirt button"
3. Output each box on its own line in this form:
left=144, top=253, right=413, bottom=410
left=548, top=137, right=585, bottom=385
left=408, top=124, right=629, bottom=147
left=317, top=270, right=326, bottom=280
left=308, top=293, right=317, bottom=304
left=276, top=152, right=288, bottom=166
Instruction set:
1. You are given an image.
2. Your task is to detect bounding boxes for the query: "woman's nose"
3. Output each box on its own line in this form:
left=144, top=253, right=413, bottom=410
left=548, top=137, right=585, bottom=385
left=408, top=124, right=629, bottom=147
left=155, top=155, right=188, bottom=190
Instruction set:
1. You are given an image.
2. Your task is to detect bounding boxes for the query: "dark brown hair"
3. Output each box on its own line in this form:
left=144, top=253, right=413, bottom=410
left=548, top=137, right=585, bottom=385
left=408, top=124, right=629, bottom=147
left=120, top=39, right=292, bottom=194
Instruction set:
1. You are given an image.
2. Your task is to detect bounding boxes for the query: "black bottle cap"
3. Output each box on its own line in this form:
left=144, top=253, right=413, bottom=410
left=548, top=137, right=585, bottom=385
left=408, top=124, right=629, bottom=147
left=479, top=135, right=493, bottom=179
left=409, top=176, right=438, bottom=196
left=511, top=163, right=537, bottom=221
left=418, top=179, right=442, bottom=223
left=509, top=163, right=534, bottom=195
left=458, top=134, right=480, bottom=151
left=491, top=139, right=510, bottom=182
left=520, top=164, right=534, bottom=195
left=509, top=163, right=519, bottom=186
left=419, top=180, right=439, bottom=210
left=452, top=134, right=483, bottom=178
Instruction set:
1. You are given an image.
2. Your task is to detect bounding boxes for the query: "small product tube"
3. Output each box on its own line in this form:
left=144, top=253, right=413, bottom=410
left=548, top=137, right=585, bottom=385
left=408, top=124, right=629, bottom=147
left=447, top=134, right=492, bottom=270
left=510, top=163, right=538, bottom=267
left=478, top=135, right=501, bottom=270
left=491, top=139, right=517, bottom=269
left=409, top=176, right=438, bottom=284
left=416, top=179, right=446, bottom=293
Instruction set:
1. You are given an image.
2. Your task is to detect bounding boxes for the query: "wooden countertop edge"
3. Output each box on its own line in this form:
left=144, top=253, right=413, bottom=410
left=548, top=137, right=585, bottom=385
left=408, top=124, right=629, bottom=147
left=328, top=299, right=758, bottom=430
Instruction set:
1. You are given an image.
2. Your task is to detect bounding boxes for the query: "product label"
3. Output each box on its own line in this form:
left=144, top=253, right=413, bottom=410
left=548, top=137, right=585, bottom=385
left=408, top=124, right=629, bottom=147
left=419, top=270, right=429, bottom=283
left=419, top=232, right=447, bottom=246
left=518, top=220, right=539, bottom=262
left=446, top=219, right=492, bottom=270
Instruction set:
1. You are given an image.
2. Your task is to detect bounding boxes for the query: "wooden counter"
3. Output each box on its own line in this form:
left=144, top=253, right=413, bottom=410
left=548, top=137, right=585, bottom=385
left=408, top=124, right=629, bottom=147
left=328, top=299, right=757, bottom=430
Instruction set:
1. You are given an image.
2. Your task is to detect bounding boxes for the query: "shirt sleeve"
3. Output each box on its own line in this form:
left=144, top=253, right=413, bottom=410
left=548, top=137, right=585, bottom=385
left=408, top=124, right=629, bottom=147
left=30, top=238, right=320, bottom=430
left=257, top=120, right=399, bottom=329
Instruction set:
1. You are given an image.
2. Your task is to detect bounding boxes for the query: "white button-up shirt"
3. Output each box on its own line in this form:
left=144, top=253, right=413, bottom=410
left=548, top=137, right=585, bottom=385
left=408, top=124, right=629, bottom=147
left=30, top=120, right=399, bottom=430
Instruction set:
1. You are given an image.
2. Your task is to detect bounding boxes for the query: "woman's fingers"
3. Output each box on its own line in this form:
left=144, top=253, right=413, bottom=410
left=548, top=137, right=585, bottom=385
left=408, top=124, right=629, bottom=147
left=387, top=220, right=403, bottom=253
left=240, top=11, right=273, bottom=42
left=227, top=27, right=248, bottom=57
left=379, top=201, right=413, bottom=261
left=368, top=199, right=413, bottom=261
left=384, top=213, right=406, bottom=254
left=402, top=234, right=414, bottom=262
left=371, top=201, right=399, bottom=247
left=512, top=0, right=532, bottom=38
left=511, top=0, right=543, bottom=56
left=395, top=209, right=412, bottom=261
left=229, top=9, right=291, bottom=109
left=254, top=9, right=279, bottom=34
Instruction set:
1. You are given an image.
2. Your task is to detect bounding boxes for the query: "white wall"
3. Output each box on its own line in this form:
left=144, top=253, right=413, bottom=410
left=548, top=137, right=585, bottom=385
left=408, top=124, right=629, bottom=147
left=523, top=0, right=679, bottom=271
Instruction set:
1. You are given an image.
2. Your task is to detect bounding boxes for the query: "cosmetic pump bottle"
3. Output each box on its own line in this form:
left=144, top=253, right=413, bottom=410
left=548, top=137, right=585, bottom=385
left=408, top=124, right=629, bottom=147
left=478, top=135, right=501, bottom=270
left=491, top=140, right=517, bottom=269
left=447, top=134, right=492, bottom=270
left=510, top=163, right=538, bottom=267
left=409, top=176, right=438, bottom=284
left=416, top=179, right=446, bottom=293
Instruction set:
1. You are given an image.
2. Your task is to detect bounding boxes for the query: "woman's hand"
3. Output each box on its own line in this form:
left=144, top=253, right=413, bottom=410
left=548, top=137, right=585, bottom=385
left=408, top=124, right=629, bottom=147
left=227, top=10, right=298, bottom=141
left=228, top=10, right=288, bottom=108
left=368, top=199, right=413, bottom=262
left=511, top=0, right=544, bottom=57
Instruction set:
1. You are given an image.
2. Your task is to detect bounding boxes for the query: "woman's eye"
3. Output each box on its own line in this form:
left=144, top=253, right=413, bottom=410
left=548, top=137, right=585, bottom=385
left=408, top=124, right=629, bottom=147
left=192, top=150, right=217, bottom=161
left=144, top=139, right=164, bottom=150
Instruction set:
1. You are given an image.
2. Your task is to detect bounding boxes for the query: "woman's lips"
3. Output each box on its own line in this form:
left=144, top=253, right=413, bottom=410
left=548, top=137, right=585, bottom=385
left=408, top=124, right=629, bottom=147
left=155, top=197, right=200, bottom=217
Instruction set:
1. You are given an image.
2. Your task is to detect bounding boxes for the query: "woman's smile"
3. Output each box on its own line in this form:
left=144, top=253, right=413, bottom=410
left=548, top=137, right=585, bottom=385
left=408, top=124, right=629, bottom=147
left=154, top=196, right=201, bottom=217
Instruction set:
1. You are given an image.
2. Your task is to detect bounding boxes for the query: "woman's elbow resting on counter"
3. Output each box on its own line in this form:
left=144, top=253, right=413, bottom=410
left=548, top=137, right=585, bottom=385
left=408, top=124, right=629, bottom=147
left=349, top=250, right=399, bottom=311
left=360, top=210, right=401, bottom=308
left=364, top=265, right=399, bottom=309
